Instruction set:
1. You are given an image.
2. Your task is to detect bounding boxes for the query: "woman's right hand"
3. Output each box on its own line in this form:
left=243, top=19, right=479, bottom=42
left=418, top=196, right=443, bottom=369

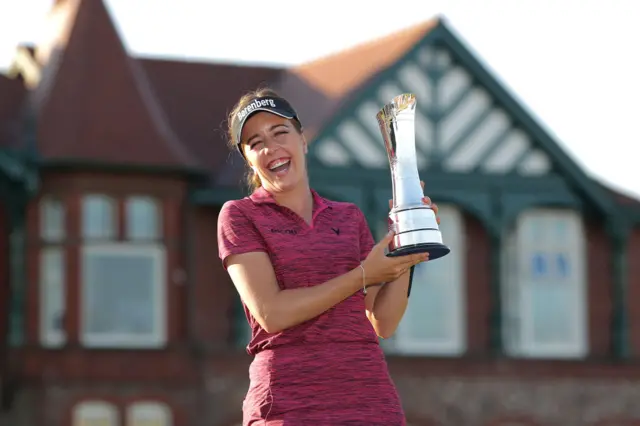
left=360, top=231, right=429, bottom=286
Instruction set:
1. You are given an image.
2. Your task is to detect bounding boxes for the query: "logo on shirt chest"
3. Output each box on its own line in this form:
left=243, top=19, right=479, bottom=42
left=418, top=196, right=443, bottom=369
left=270, top=228, right=298, bottom=235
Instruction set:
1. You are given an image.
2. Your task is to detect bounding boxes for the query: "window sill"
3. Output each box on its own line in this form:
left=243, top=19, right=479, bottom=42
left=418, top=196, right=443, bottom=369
left=79, top=337, right=168, bottom=350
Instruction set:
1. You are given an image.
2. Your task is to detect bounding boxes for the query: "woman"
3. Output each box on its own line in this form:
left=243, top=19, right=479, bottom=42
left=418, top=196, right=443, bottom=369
left=217, top=87, right=438, bottom=425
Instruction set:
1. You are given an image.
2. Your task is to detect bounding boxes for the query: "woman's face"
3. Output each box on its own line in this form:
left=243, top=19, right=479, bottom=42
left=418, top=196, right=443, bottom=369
left=240, top=112, right=308, bottom=193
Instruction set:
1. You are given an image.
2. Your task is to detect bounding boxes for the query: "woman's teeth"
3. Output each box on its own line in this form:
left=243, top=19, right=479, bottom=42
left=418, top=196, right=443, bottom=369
left=269, top=159, right=290, bottom=172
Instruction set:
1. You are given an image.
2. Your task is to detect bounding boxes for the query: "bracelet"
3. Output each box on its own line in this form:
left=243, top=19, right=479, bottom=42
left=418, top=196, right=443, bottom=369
left=359, top=262, right=367, bottom=294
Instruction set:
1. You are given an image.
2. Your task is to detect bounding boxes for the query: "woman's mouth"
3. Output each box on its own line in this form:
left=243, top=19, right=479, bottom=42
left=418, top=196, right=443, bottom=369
left=267, top=158, right=291, bottom=176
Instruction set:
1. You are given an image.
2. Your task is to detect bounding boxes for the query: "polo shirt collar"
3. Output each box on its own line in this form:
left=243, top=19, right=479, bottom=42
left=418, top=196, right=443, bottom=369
left=249, top=186, right=331, bottom=211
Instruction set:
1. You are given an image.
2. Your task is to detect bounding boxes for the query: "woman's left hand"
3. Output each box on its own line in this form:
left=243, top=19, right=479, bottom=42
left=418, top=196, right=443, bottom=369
left=388, top=180, right=440, bottom=225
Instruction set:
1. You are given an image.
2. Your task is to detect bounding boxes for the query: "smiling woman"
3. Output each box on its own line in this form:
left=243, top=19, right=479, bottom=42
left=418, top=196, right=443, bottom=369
left=218, top=87, right=435, bottom=425
left=227, top=89, right=305, bottom=193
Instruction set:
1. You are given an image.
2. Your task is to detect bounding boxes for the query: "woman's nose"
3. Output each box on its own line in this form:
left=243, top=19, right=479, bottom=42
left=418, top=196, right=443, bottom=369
left=262, top=136, right=282, bottom=153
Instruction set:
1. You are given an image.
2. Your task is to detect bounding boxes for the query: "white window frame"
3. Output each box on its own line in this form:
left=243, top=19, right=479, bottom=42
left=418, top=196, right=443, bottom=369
left=126, top=401, right=172, bottom=426
left=80, top=243, right=167, bottom=349
left=73, top=400, right=119, bottom=426
left=503, top=208, right=588, bottom=359
left=39, top=196, right=67, bottom=348
left=388, top=204, right=466, bottom=356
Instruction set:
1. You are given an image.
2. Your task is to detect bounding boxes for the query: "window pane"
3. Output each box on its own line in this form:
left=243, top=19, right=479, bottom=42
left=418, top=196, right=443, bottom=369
left=73, top=401, right=118, bottom=426
left=126, top=197, right=161, bottom=240
left=40, top=197, right=65, bottom=241
left=529, top=251, right=575, bottom=344
left=127, top=402, right=172, bottom=426
left=392, top=204, right=465, bottom=355
left=508, top=209, right=587, bottom=358
left=82, top=195, right=116, bottom=239
left=406, top=263, right=450, bottom=341
left=82, top=245, right=165, bottom=347
left=40, top=248, right=66, bottom=347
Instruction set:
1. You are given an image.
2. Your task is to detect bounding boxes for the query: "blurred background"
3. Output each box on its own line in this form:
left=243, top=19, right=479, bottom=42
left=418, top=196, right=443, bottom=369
left=0, top=1, right=639, bottom=425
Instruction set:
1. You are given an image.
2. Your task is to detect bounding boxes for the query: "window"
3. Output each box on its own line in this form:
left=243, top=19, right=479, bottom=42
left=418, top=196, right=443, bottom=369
left=126, top=197, right=161, bottom=241
left=126, top=402, right=172, bottom=426
left=502, top=209, right=587, bottom=358
left=40, top=196, right=66, bottom=347
left=80, top=194, right=166, bottom=349
left=83, top=195, right=116, bottom=239
left=389, top=204, right=466, bottom=356
left=73, top=401, right=118, bottom=426
left=72, top=399, right=174, bottom=426
left=40, top=196, right=65, bottom=241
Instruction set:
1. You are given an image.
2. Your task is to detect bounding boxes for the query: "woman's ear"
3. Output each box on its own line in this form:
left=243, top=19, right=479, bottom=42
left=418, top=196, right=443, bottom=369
left=302, top=135, right=309, bottom=154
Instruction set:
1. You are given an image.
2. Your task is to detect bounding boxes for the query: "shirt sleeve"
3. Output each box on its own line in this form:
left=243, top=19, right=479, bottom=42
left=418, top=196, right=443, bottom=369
left=217, top=201, right=268, bottom=269
left=356, top=206, right=376, bottom=262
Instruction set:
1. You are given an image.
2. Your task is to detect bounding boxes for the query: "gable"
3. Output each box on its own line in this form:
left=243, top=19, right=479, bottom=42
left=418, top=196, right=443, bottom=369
left=308, top=21, right=615, bottom=216
left=312, top=43, right=551, bottom=177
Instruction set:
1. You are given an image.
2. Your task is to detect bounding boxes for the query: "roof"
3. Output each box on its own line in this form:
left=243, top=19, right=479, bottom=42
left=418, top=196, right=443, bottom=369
left=292, top=19, right=438, bottom=100
left=3, top=3, right=638, bottom=215
left=25, top=0, right=201, bottom=171
left=140, top=58, right=284, bottom=179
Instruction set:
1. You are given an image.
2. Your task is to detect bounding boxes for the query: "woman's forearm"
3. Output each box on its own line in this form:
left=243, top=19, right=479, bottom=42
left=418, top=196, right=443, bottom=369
left=264, top=268, right=366, bottom=333
left=367, top=270, right=411, bottom=338
left=228, top=254, right=366, bottom=334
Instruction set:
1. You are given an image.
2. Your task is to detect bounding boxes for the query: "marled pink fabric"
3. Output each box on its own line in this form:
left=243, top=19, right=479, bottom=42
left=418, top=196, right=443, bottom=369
left=218, top=187, right=405, bottom=425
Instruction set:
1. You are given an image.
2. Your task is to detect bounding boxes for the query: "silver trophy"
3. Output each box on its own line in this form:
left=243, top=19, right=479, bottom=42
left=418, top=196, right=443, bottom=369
left=376, top=93, right=450, bottom=261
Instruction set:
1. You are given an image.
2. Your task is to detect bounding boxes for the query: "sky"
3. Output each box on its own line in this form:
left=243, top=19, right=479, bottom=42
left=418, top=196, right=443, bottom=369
left=0, top=0, right=639, bottom=198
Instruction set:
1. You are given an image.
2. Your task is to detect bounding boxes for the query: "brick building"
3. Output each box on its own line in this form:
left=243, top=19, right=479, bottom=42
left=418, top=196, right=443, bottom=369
left=1, top=1, right=640, bottom=425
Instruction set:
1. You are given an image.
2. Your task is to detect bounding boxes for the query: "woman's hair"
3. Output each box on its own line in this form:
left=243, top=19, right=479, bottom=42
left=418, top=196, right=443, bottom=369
left=227, top=87, right=303, bottom=191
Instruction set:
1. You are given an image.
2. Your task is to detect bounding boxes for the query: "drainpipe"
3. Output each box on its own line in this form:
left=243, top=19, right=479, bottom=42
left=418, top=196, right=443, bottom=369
left=609, top=218, right=631, bottom=359
left=1, top=184, right=28, bottom=412
left=488, top=188, right=504, bottom=356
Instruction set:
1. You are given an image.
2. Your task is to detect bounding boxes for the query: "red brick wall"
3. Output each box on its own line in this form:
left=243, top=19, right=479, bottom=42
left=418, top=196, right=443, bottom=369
left=190, top=206, right=238, bottom=348
left=463, top=212, right=492, bottom=354
left=585, top=218, right=614, bottom=358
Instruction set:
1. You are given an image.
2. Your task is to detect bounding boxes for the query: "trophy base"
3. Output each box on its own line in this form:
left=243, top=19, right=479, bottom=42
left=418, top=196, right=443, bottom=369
left=386, top=242, right=451, bottom=261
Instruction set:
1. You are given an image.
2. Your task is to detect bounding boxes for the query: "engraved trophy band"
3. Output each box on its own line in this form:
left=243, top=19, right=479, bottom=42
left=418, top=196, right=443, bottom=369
left=376, top=93, right=450, bottom=261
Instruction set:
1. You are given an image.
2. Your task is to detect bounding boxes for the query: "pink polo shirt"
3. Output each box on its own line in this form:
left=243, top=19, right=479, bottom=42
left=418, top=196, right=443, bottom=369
left=217, top=187, right=405, bottom=425
left=217, top=186, right=378, bottom=355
